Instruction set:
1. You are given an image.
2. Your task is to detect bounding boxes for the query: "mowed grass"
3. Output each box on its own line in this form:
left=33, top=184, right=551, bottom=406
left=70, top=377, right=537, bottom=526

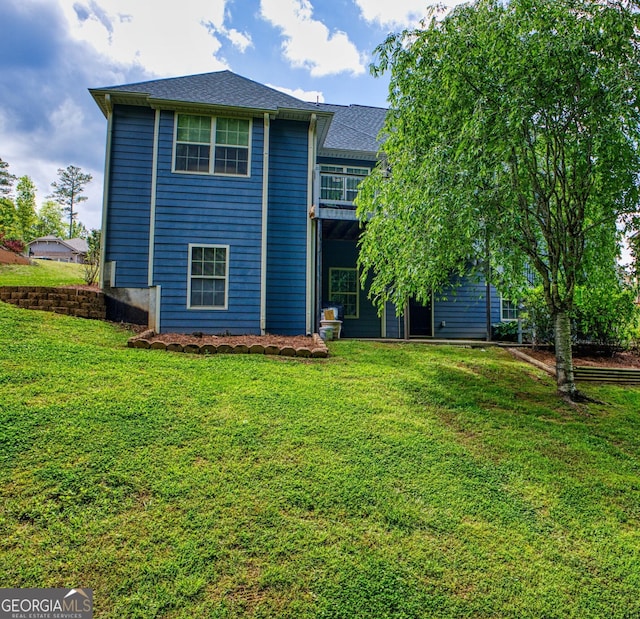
left=1, top=302, right=640, bottom=618
left=0, top=259, right=85, bottom=287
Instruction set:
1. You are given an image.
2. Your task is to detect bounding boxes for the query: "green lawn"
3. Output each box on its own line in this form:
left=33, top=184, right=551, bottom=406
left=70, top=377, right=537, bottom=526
left=1, top=301, right=639, bottom=618
left=0, top=259, right=85, bottom=287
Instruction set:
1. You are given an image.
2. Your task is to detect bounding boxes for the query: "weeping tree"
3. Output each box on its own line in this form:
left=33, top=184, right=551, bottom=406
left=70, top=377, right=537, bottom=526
left=356, top=0, right=640, bottom=401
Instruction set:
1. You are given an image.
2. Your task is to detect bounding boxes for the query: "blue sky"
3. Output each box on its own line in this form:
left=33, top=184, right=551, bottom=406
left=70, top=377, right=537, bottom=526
left=0, top=0, right=461, bottom=231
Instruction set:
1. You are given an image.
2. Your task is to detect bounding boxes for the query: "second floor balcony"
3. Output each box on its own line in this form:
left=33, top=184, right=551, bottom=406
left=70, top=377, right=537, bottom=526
left=313, top=164, right=369, bottom=221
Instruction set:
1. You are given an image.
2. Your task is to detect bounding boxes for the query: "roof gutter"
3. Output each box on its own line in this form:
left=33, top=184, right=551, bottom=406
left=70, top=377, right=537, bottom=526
left=88, top=89, right=333, bottom=124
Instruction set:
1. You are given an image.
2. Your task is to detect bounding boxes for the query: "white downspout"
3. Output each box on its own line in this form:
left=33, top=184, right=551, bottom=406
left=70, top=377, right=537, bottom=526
left=306, top=113, right=317, bottom=335
left=99, top=94, right=113, bottom=290
left=148, top=109, right=160, bottom=287
left=260, top=113, right=271, bottom=335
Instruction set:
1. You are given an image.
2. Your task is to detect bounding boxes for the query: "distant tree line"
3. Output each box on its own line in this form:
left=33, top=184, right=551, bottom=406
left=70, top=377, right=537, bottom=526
left=0, top=156, right=95, bottom=252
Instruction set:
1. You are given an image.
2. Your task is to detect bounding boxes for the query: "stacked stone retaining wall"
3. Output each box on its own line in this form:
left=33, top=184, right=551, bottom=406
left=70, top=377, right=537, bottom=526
left=0, top=286, right=106, bottom=320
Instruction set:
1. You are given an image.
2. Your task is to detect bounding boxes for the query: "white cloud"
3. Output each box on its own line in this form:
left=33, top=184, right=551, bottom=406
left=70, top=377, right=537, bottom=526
left=49, top=98, right=86, bottom=137
left=57, top=0, right=236, bottom=77
left=260, top=0, right=365, bottom=77
left=354, top=0, right=463, bottom=28
left=226, top=28, right=253, bottom=53
left=267, top=84, right=324, bottom=103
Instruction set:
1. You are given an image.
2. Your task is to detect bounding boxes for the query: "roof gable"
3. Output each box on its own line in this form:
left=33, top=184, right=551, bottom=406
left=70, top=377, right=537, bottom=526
left=91, top=70, right=321, bottom=117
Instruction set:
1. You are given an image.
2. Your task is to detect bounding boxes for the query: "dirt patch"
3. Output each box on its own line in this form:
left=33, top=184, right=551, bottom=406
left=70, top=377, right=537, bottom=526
left=0, top=247, right=30, bottom=265
left=524, top=348, right=640, bottom=369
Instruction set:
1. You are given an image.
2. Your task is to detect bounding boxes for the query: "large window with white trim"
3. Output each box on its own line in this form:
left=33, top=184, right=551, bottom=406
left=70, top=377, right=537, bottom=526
left=187, top=244, right=229, bottom=309
left=329, top=268, right=359, bottom=318
left=174, top=114, right=250, bottom=176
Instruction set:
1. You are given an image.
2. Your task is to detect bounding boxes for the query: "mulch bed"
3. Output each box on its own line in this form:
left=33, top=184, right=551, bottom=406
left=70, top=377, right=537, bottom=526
left=127, top=330, right=329, bottom=358
left=525, top=348, right=640, bottom=369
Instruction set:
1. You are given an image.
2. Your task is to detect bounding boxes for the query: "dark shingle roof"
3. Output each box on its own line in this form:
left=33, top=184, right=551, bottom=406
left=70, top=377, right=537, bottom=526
left=91, top=70, right=320, bottom=114
left=91, top=70, right=389, bottom=157
left=315, top=103, right=387, bottom=154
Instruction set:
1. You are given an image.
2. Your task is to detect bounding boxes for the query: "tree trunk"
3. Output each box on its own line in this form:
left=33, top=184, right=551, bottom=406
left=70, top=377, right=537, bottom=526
left=554, top=311, right=577, bottom=399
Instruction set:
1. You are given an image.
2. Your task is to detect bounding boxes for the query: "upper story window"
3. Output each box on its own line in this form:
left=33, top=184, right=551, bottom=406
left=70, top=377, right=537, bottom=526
left=319, top=165, right=369, bottom=204
left=174, top=114, right=251, bottom=176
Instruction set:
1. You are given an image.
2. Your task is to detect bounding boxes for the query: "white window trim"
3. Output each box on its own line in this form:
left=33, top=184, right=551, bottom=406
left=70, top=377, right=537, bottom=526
left=500, top=296, right=520, bottom=321
left=172, top=114, right=252, bottom=178
left=187, top=243, right=230, bottom=310
left=329, top=267, right=360, bottom=319
left=318, top=165, right=369, bottom=204
left=319, top=164, right=370, bottom=176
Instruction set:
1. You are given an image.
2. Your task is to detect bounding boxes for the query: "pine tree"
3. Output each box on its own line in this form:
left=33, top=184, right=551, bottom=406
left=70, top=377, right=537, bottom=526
left=49, top=165, right=92, bottom=238
left=0, top=157, right=16, bottom=197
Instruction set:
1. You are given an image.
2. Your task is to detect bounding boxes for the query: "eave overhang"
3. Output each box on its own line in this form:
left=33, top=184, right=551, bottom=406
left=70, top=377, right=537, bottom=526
left=317, top=147, right=381, bottom=162
left=89, top=89, right=333, bottom=126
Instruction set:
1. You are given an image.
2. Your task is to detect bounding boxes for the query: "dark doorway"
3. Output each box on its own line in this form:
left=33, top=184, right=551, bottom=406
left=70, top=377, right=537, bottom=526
left=408, top=297, right=432, bottom=337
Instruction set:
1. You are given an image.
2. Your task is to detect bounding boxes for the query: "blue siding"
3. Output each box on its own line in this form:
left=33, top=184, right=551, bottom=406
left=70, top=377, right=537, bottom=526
left=106, top=105, right=153, bottom=287
left=384, top=301, right=404, bottom=339
left=322, top=239, right=381, bottom=338
left=433, top=277, right=501, bottom=339
left=265, top=119, right=309, bottom=335
left=152, top=111, right=264, bottom=334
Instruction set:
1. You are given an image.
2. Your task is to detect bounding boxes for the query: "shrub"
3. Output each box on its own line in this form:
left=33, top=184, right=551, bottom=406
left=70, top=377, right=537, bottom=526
left=574, top=285, right=639, bottom=355
left=0, top=233, right=25, bottom=254
left=522, top=283, right=640, bottom=354
left=82, top=229, right=101, bottom=286
left=492, top=320, right=520, bottom=342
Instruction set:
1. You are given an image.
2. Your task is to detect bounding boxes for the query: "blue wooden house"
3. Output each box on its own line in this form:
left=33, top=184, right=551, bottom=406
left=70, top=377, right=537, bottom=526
left=90, top=70, right=511, bottom=339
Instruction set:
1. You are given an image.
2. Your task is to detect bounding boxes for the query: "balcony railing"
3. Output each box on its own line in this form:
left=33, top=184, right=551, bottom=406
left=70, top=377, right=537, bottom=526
left=314, top=165, right=369, bottom=219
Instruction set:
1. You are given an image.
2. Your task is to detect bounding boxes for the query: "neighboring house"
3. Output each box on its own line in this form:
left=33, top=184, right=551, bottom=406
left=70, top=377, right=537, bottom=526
left=27, top=236, right=88, bottom=263
left=90, top=70, right=506, bottom=338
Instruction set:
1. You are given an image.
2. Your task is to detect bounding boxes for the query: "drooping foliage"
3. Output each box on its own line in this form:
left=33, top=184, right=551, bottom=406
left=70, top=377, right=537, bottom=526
left=357, top=0, right=640, bottom=398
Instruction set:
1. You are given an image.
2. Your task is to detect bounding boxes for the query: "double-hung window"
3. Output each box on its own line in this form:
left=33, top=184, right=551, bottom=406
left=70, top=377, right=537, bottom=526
left=329, top=268, right=359, bottom=319
left=175, top=114, right=250, bottom=176
left=501, top=297, right=520, bottom=321
left=188, top=244, right=229, bottom=309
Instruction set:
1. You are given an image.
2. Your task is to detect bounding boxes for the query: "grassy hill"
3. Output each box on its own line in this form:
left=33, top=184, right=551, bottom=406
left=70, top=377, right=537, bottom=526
left=1, top=301, right=639, bottom=618
left=0, top=259, right=85, bottom=287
